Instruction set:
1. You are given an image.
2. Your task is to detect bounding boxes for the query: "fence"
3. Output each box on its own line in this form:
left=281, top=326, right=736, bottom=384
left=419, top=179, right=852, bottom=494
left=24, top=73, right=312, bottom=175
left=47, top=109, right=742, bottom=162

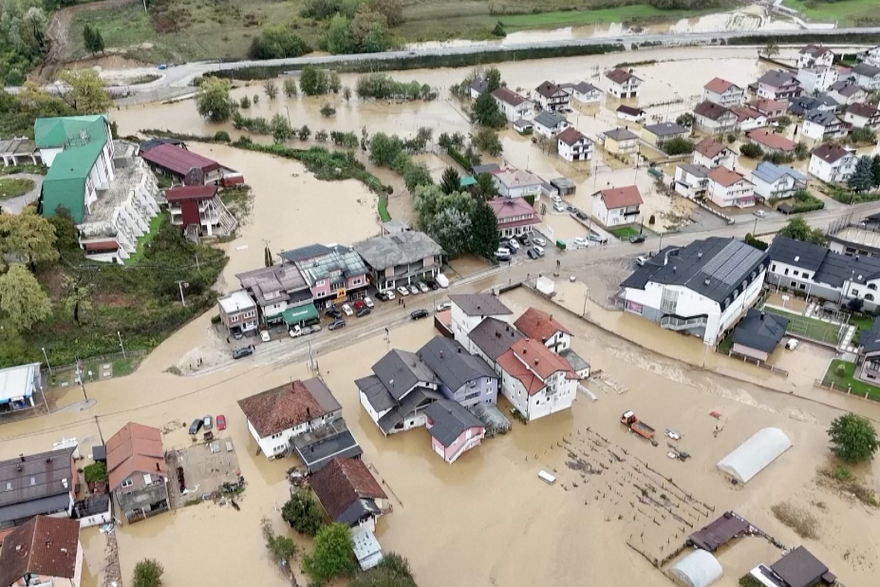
left=43, top=350, right=147, bottom=390
left=724, top=350, right=790, bottom=376
left=813, top=379, right=880, bottom=403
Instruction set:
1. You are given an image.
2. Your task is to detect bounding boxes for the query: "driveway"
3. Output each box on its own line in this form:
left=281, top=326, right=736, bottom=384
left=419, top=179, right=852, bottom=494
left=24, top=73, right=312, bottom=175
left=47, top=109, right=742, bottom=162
left=1, top=174, right=43, bottom=214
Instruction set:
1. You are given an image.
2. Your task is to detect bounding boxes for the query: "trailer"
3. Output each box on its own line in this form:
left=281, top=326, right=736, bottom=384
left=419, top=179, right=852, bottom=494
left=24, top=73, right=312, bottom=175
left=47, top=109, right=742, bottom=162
left=538, top=470, right=557, bottom=485
left=621, top=410, right=656, bottom=440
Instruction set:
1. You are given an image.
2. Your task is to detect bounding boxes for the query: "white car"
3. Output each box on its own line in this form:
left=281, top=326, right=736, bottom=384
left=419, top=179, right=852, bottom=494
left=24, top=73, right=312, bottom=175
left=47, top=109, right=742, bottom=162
left=573, top=237, right=588, bottom=248
left=636, top=255, right=648, bottom=266
left=533, top=245, right=545, bottom=257
left=532, top=237, right=546, bottom=246
left=436, top=302, right=452, bottom=312
left=754, top=210, right=766, bottom=218
left=397, top=286, right=410, bottom=296
left=260, top=330, right=270, bottom=342
left=507, top=239, right=520, bottom=251
left=418, top=282, right=430, bottom=293
left=364, top=296, right=375, bottom=308
left=435, top=274, right=449, bottom=288
left=408, top=284, right=419, bottom=295
left=553, top=203, right=566, bottom=213
left=341, top=303, right=353, bottom=316
left=384, top=290, right=395, bottom=300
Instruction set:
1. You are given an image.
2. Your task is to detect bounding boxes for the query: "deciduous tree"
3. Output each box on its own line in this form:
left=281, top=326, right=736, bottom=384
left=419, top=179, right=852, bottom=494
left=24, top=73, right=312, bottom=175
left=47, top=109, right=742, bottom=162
left=471, top=91, right=506, bottom=128
left=58, top=69, right=112, bottom=113
left=402, top=161, right=432, bottom=193
left=196, top=77, right=235, bottom=122
left=369, top=0, right=404, bottom=26
left=474, top=172, right=497, bottom=199
left=303, top=522, right=354, bottom=582
left=263, top=79, right=278, bottom=99
left=485, top=67, right=501, bottom=92
left=778, top=217, right=825, bottom=245
left=261, top=516, right=298, bottom=565
left=369, top=132, right=404, bottom=166
left=283, top=78, right=298, bottom=97
left=0, top=207, right=59, bottom=268
left=132, top=559, right=164, bottom=587
left=872, top=154, right=880, bottom=188
left=0, top=264, right=51, bottom=332
left=328, top=71, right=342, bottom=93
left=829, top=413, right=879, bottom=463
left=281, top=489, right=324, bottom=536
left=342, top=86, right=352, bottom=102
left=473, top=127, right=503, bottom=156
left=299, top=65, right=329, bottom=96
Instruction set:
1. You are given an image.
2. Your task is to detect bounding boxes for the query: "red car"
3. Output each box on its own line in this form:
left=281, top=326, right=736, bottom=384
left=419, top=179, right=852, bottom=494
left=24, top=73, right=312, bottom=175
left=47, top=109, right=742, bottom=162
left=216, top=415, right=227, bottom=431
left=353, top=299, right=366, bottom=311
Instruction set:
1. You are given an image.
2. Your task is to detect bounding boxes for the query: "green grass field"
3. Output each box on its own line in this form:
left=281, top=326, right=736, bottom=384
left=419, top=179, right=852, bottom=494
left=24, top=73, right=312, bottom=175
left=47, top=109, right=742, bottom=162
left=763, top=308, right=844, bottom=346
left=609, top=226, right=640, bottom=239
left=782, top=0, right=878, bottom=25
left=125, top=212, right=166, bottom=266
left=824, top=359, right=880, bottom=400
left=0, top=178, right=35, bottom=199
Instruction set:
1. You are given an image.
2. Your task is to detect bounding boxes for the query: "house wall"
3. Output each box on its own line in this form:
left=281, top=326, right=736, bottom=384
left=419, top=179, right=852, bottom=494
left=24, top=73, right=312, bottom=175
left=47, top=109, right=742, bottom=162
left=843, top=111, right=879, bottom=129
left=753, top=174, right=802, bottom=201
left=855, top=73, right=880, bottom=91
left=608, top=79, right=641, bottom=99
left=450, top=305, right=511, bottom=346
left=495, top=180, right=542, bottom=198
left=702, top=88, right=743, bottom=107
left=801, top=119, right=828, bottom=141
left=674, top=168, right=708, bottom=199
left=695, top=114, right=738, bottom=134
left=732, top=343, right=770, bottom=362
left=592, top=198, right=641, bottom=227
left=766, top=259, right=840, bottom=300
left=526, top=371, right=577, bottom=420
left=796, top=67, right=838, bottom=94
left=808, top=153, right=856, bottom=183
left=570, top=89, right=602, bottom=103
left=432, top=426, right=485, bottom=464
left=693, top=150, right=734, bottom=170
left=543, top=330, right=571, bottom=353
left=447, top=376, right=499, bottom=407
left=493, top=97, right=530, bottom=122
left=77, top=504, right=112, bottom=528
left=604, top=136, right=638, bottom=156
left=558, top=139, right=592, bottom=162
left=709, top=178, right=756, bottom=208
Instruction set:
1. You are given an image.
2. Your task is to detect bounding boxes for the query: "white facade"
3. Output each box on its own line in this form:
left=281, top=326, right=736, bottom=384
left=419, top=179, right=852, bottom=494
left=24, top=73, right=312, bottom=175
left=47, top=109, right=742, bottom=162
left=499, top=364, right=577, bottom=422
left=674, top=165, right=709, bottom=200
left=493, top=93, right=531, bottom=122
left=708, top=174, right=756, bottom=208
left=702, top=85, right=744, bottom=108
left=694, top=110, right=738, bottom=134
left=861, top=46, right=880, bottom=68
left=828, top=84, right=867, bottom=105
left=843, top=108, right=880, bottom=129
left=693, top=148, right=734, bottom=170
left=534, top=86, right=569, bottom=112
left=752, top=172, right=805, bottom=202
left=854, top=70, right=880, bottom=91
left=566, top=84, right=603, bottom=104
left=808, top=150, right=857, bottom=183
left=607, top=76, right=642, bottom=99
left=557, top=134, right=593, bottom=162
left=533, top=118, right=570, bottom=139
left=592, top=196, right=640, bottom=227
left=493, top=171, right=543, bottom=198
left=798, top=47, right=834, bottom=69
left=735, top=111, right=768, bottom=132
left=616, top=109, right=645, bottom=123
left=450, top=303, right=513, bottom=348
left=246, top=410, right=335, bottom=458
left=801, top=114, right=845, bottom=141
left=796, top=66, right=838, bottom=94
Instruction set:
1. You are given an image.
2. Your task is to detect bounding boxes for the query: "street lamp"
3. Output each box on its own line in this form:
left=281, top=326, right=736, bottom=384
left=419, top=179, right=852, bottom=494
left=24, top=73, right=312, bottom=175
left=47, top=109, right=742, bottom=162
left=41, top=347, right=52, bottom=375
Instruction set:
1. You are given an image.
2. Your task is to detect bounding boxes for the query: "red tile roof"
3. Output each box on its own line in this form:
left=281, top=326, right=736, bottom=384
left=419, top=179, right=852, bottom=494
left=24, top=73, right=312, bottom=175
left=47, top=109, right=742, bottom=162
left=487, top=197, right=538, bottom=223
left=238, top=380, right=327, bottom=438
left=83, top=240, right=119, bottom=252
left=309, top=457, right=387, bottom=523
left=708, top=166, right=749, bottom=188
left=598, top=185, right=642, bottom=209
left=557, top=127, right=588, bottom=146
left=811, top=142, right=854, bottom=163
left=496, top=338, right=578, bottom=395
left=514, top=307, right=572, bottom=342
left=730, top=106, right=765, bottom=122
left=0, top=516, right=80, bottom=587
left=606, top=68, right=641, bottom=84
left=141, top=143, right=221, bottom=177
left=492, top=87, right=527, bottom=106
left=747, top=129, right=795, bottom=152
left=694, top=137, right=728, bottom=158
left=165, top=184, right=219, bottom=202
left=106, top=422, right=167, bottom=491
left=704, top=78, right=738, bottom=93
left=749, top=98, right=788, bottom=114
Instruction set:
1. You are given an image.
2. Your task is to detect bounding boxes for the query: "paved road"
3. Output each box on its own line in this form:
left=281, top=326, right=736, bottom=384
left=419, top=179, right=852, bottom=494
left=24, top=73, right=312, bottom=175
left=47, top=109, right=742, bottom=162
left=1, top=174, right=44, bottom=214
left=199, top=200, right=880, bottom=377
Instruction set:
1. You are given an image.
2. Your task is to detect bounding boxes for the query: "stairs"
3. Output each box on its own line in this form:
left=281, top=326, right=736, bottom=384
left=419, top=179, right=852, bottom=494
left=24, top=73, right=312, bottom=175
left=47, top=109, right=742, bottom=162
left=206, top=195, right=238, bottom=236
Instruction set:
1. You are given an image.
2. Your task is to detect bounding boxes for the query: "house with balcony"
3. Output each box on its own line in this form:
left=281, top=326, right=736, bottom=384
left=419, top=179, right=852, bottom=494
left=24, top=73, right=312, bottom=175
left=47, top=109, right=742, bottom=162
left=800, top=109, right=846, bottom=141
left=616, top=105, right=646, bottom=123
left=425, top=400, right=486, bottom=464
left=756, top=70, right=801, bottom=101
left=749, top=98, right=789, bottom=121
left=620, top=237, right=769, bottom=345
left=492, top=169, right=543, bottom=198
left=796, top=66, right=838, bottom=95
left=417, top=335, right=499, bottom=407
left=281, top=244, right=369, bottom=309
left=732, top=105, right=769, bottom=132
left=708, top=167, right=755, bottom=208
left=693, top=137, right=734, bottom=170
left=702, top=78, right=744, bottom=108
left=828, top=80, right=868, bottom=105
left=788, top=94, right=840, bottom=117
left=353, top=231, right=445, bottom=294
left=534, top=81, right=569, bottom=112
left=106, top=422, right=169, bottom=525
left=492, top=87, right=531, bottom=122
left=217, top=289, right=258, bottom=336
left=600, top=128, right=639, bottom=157
left=514, top=307, right=572, bottom=354
left=751, top=162, right=809, bottom=203
left=497, top=338, right=579, bottom=421
left=852, top=63, right=880, bottom=91
left=140, top=142, right=241, bottom=185
left=561, top=81, right=603, bottom=104
left=165, top=184, right=236, bottom=237
left=236, top=264, right=312, bottom=327
left=798, top=45, right=834, bottom=69
left=0, top=448, right=77, bottom=529
left=856, top=318, right=880, bottom=384
left=556, top=127, right=593, bottom=162
left=0, top=515, right=83, bottom=587
left=808, top=143, right=857, bottom=183
left=592, top=185, right=642, bottom=227
left=674, top=164, right=711, bottom=200
left=860, top=45, right=880, bottom=68
left=747, top=129, right=796, bottom=155
left=693, top=101, right=738, bottom=134
left=356, top=349, right=444, bottom=435
left=308, top=457, right=387, bottom=531
left=605, top=68, right=642, bottom=99
left=843, top=103, right=880, bottom=129
left=642, top=121, right=690, bottom=148
left=533, top=111, right=570, bottom=138
left=487, top=198, right=539, bottom=239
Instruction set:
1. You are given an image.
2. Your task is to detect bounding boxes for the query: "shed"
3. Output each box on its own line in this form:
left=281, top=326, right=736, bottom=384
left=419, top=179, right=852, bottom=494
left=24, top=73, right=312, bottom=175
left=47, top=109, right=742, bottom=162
left=352, top=527, right=384, bottom=571
left=670, top=550, right=724, bottom=587
left=716, top=427, right=792, bottom=483
left=688, top=512, right=750, bottom=552
left=731, top=309, right=789, bottom=362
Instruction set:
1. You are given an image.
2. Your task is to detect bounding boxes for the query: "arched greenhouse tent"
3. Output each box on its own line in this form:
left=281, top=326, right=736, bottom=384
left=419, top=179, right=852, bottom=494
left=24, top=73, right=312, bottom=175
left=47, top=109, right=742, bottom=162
left=670, top=550, right=723, bottom=587
left=716, top=427, right=792, bottom=484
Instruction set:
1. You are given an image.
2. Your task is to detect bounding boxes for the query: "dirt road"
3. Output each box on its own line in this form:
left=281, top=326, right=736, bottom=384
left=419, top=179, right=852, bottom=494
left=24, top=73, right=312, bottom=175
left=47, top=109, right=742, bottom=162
left=40, top=0, right=140, bottom=81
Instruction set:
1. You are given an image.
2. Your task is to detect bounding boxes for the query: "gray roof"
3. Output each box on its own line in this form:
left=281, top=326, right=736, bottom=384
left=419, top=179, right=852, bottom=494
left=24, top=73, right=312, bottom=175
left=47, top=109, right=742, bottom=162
left=425, top=400, right=485, bottom=447
left=534, top=111, right=568, bottom=129
left=804, top=109, right=839, bottom=127
left=468, top=317, right=524, bottom=361
left=643, top=121, right=688, bottom=137
left=355, top=375, right=397, bottom=412
left=678, top=163, right=709, bottom=178
left=752, top=162, right=808, bottom=185
left=853, top=63, right=880, bottom=78
left=0, top=448, right=75, bottom=525
left=292, top=421, right=362, bottom=473
left=562, top=81, right=601, bottom=94
left=236, top=264, right=308, bottom=306
left=732, top=309, right=789, bottom=353
left=288, top=245, right=368, bottom=285
left=470, top=78, right=488, bottom=94
left=858, top=318, right=880, bottom=354
left=353, top=232, right=444, bottom=271
left=280, top=244, right=332, bottom=263
left=417, top=336, right=497, bottom=392
left=603, top=128, right=638, bottom=141
left=559, top=348, right=590, bottom=373
left=621, top=237, right=768, bottom=304
left=370, top=349, right=438, bottom=401
left=771, top=236, right=880, bottom=287
left=829, top=80, right=863, bottom=96
left=472, top=163, right=501, bottom=175
left=770, top=547, right=831, bottom=587
left=766, top=236, right=827, bottom=272
left=449, top=294, right=512, bottom=317
left=758, top=70, right=797, bottom=88
left=376, top=387, right=444, bottom=433
left=302, top=377, right=342, bottom=414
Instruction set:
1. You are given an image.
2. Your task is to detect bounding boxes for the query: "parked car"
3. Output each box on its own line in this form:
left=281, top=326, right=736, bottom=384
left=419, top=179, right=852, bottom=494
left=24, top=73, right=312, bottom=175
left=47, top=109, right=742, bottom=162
left=553, top=203, right=566, bottom=213
left=573, top=237, right=588, bottom=248
left=408, top=284, right=419, bottom=295
left=289, top=324, right=321, bottom=338
left=342, top=303, right=353, bottom=316
left=397, top=286, right=410, bottom=296
left=754, top=210, right=766, bottom=218
left=325, top=307, right=342, bottom=319
left=436, top=301, right=452, bottom=312
left=363, top=296, right=375, bottom=308
left=410, top=309, right=430, bottom=320
left=533, top=237, right=546, bottom=246
left=507, top=239, right=520, bottom=251
left=203, top=415, right=213, bottom=430
left=216, top=415, right=226, bottom=431
left=534, top=245, right=545, bottom=257
left=527, top=248, right=539, bottom=259
left=495, top=247, right=511, bottom=260
left=188, top=418, right=203, bottom=435
left=630, top=234, right=646, bottom=244
left=259, top=330, right=270, bottom=343
left=328, top=318, right=346, bottom=331
left=589, top=234, right=607, bottom=244
left=566, top=205, right=578, bottom=213
left=636, top=255, right=648, bottom=267
left=232, top=329, right=244, bottom=340
left=356, top=307, right=371, bottom=317
left=576, top=210, right=588, bottom=221
left=435, top=274, right=449, bottom=288
left=517, top=233, right=531, bottom=244
left=353, top=299, right=366, bottom=311
left=418, top=282, right=430, bottom=293
left=232, top=347, right=253, bottom=360
left=424, top=278, right=438, bottom=290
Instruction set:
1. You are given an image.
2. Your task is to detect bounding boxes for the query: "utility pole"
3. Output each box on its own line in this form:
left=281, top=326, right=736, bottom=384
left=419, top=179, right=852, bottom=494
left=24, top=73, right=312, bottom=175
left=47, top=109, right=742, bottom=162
left=42, top=347, right=53, bottom=375
left=176, top=280, right=188, bottom=306
left=117, top=331, right=126, bottom=359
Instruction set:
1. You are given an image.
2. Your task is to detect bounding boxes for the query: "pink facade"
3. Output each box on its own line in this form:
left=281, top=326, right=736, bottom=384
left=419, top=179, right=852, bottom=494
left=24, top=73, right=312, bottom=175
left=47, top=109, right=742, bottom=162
left=431, top=425, right=485, bottom=464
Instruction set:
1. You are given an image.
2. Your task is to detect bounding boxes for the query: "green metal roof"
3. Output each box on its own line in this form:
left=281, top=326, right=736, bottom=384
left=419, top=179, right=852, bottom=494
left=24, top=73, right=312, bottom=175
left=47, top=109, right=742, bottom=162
left=282, top=303, right=319, bottom=325
left=460, top=176, right=478, bottom=187
left=33, top=115, right=109, bottom=149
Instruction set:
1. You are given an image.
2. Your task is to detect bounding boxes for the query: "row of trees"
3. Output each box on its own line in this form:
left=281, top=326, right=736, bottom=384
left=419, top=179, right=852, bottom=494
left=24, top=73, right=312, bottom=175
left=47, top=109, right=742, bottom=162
left=322, top=3, right=398, bottom=55
left=355, top=73, right=436, bottom=101
left=247, top=25, right=311, bottom=60
left=0, top=0, right=48, bottom=85
left=847, top=154, right=880, bottom=194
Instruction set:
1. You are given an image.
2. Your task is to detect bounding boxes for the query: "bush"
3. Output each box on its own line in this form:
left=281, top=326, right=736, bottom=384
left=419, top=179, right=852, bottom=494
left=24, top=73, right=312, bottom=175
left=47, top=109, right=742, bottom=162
left=659, top=137, right=694, bottom=155
left=849, top=127, right=878, bottom=145
left=837, top=363, right=846, bottom=376
left=744, top=233, right=768, bottom=251
left=132, top=559, right=164, bottom=587
left=282, top=489, right=324, bottom=536
left=833, top=463, right=853, bottom=481
left=320, top=104, right=336, bottom=117
left=739, top=575, right=764, bottom=587
left=239, top=96, right=251, bottom=109
left=828, top=412, right=879, bottom=463
left=740, top=142, right=764, bottom=158
left=213, top=131, right=231, bottom=142
left=248, top=27, right=311, bottom=60
left=648, top=214, right=655, bottom=225
left=355, top=73, right=436, bottom=101
left=303, top=522, right=355, bottom=582
left=83, top=461, right=107, bottom=483
left=726, top=132, right=737, bottom=143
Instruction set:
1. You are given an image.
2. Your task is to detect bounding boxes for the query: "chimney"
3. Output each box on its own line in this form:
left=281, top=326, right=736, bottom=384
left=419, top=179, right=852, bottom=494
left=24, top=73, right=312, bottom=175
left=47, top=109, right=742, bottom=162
left=46, top=457, right=52, bottom=463
left=457, top=347, right=461, bottom=353
left=704, top=278, right=710, bottom=286
left=761, top=311, right=766, bottom=320
left=495, top=331, right=501, bottom=338
left=61, top=548, right=68, bottom=555
left=440, top=350, right=444, bottom=359
left=534, top=358, right=539, bottom=366
left=673, top=266, right=677, bottom=272
left=19, top=454, right=24, bottom=463
left=156, top=462, right=161, bottom=471
left=61, top=478, right=68, bottom=489
left=306, top=407, right=311, bottom=418
left=698, top=251, right=703, bottom=258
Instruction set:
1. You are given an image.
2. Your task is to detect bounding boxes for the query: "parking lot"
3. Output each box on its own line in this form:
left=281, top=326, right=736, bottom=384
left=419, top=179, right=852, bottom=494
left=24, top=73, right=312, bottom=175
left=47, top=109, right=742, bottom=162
left=166, top=438, right=242, bottom=508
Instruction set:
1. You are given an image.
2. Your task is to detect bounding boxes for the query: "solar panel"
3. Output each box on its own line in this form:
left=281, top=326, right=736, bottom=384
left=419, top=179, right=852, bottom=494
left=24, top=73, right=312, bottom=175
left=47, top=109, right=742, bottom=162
left=703, top=242, right=762, bottom=285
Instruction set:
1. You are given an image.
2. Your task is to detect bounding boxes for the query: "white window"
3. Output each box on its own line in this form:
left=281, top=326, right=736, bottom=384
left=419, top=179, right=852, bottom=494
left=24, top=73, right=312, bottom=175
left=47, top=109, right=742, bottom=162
left=143, top=474, right=152, bottom=485
left=121, top=478, right=133, bottom=488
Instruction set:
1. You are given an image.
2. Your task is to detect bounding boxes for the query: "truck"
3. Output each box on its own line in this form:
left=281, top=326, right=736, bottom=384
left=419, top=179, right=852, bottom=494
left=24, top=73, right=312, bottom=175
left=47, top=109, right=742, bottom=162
left=621, top=410, right=655, bottom=440
left=289, top=324, right=322, bottom=338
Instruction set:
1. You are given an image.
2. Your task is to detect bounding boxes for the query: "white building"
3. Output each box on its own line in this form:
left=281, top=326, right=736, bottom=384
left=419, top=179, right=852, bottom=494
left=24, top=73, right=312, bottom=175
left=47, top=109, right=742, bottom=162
left=605, top=68, right=642, bottom=99
left=562, top=81, right=603, bottom=104
left=496, top=338, right=578, bottom=421
left=707, top=167, right=755, bottom=208
left=492, top=87, right=531, bottom=122
left=702, top=78, right=744, bottom=108
left=693, top=101, right=738, bottom=134
left=592, top=185, right=642, bottom=227
left=796, top=66, right=839, bottom=94
left=843, top=103, right=880, bottom=129
left=751, top=161, right=809, bottom=202
left=797, top=45, right=835, bottom=69
left=620, top=237, right=769, bottom=346
left=0, top=362, right=42, bottom=413
left=860, top=45, right=880, bottom=68
left=673, top=164, right=710, bottom=200
left=692, top=137, right=734, bottom=170
left=800, top=109, right=846, bottom=141
left=534, top=81, right=569, bottom=112
left=731, top=106, right=769, bottom=132
left=808, top=143, right=857, bottom=183
left=514, top=306, right=573, bottom=354
left=493, top=169, right=543, bottom=198
left=616, top=105, right=645, bottom=123
left=852, top=63, right=880, bottom=91
left=449, top=293, right=514, bottom=348
left=556, top=127, right=593, bottom=162
left=756, top=70, right=801, bottom=101
left=533, top=111, right=570, bottom=138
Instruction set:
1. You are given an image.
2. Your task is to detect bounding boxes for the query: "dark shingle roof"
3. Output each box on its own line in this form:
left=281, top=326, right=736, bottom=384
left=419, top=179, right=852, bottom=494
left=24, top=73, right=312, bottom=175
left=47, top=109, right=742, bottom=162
left=767, top=236, right=827, bottom=272
left=417, top=336, right=496, bottom=393
left=425, top=400, right=485, bottom=447
left=308, top=457, right=386, bottom=525
left=468, top=317, right=524, bottom=361
left=371, top=349, right=438, bottom=401
left=449, top=294, right=512, bottom=317
left=859, top=318, right=880, bottom=353
left=534, top=111, right=567, bottom=128
left=758, top=70, right=797, bottom=88
left=0, top=448, right=74, bottom=525
left=603, top=128, right=638, bottom=141
left=732, top=309, right=789, bottom=353
left=620, top=238, right=768, bottom=304
left=469, top=78, right=488, bottom=94
left=354, top=375, right=397, bottom=412
left=810, top=143, right=854, bottom=163
left=770, top=547, right=830, bottom=587
left=694, top=101, right=733, bottom=121
left=0, top=516, right=80, bottom=587
left=279, top=244, right=332, bottom=263
left=643, top=121, right=689, bottom=136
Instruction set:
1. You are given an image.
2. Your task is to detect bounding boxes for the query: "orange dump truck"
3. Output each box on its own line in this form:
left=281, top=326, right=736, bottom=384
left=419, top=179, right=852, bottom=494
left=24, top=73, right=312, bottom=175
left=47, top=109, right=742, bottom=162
left=621, top=410, right=655, bottom=440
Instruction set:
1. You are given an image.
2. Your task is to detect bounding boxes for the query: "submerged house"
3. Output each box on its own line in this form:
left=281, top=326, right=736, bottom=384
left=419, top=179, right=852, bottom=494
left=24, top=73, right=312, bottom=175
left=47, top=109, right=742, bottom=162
left=417, top=335, right=499, bottom=407
left=425, top=399, right=486, bottom=464
left=0, top=515, right=83, bottom=587
left=106, top=422, right=169, bottom=525
left=308, top=457, right=388, bottom=532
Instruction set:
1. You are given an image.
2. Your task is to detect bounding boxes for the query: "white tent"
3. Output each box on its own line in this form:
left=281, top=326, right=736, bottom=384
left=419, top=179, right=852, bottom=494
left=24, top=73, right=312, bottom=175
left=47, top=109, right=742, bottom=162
left=671, top=550, right=724, bottom=587
left=716, top=427, right=792, bottom=484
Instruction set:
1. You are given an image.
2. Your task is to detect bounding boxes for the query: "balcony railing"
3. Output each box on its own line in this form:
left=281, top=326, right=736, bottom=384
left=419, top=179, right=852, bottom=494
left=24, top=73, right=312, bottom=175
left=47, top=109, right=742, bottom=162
left=660, top=315, right=707, bottom=331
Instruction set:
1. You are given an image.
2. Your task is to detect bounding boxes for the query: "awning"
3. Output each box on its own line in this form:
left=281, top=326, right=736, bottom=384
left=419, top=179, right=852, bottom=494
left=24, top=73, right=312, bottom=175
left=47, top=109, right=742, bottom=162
left=282, top=303, right=318, bottom=325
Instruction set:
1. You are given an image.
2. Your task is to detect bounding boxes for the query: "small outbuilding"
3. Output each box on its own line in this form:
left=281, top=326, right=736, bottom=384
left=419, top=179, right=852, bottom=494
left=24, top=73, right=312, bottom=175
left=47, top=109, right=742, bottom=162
left=716, top=427, right=792, bottom=484
left=731, top=309, right=789, bottom=362
left=670, top=549, right=724, bottom=587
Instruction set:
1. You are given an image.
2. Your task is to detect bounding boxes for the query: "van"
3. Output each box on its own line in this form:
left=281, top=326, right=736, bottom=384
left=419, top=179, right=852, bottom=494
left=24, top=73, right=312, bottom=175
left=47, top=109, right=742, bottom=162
left=538, top=470, right=557, bottom=485
left=495, top=248, right=511, bottom=260
left=534, top=245, right=545, bottom=257
left=636, top=256, right=648, bottom=266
